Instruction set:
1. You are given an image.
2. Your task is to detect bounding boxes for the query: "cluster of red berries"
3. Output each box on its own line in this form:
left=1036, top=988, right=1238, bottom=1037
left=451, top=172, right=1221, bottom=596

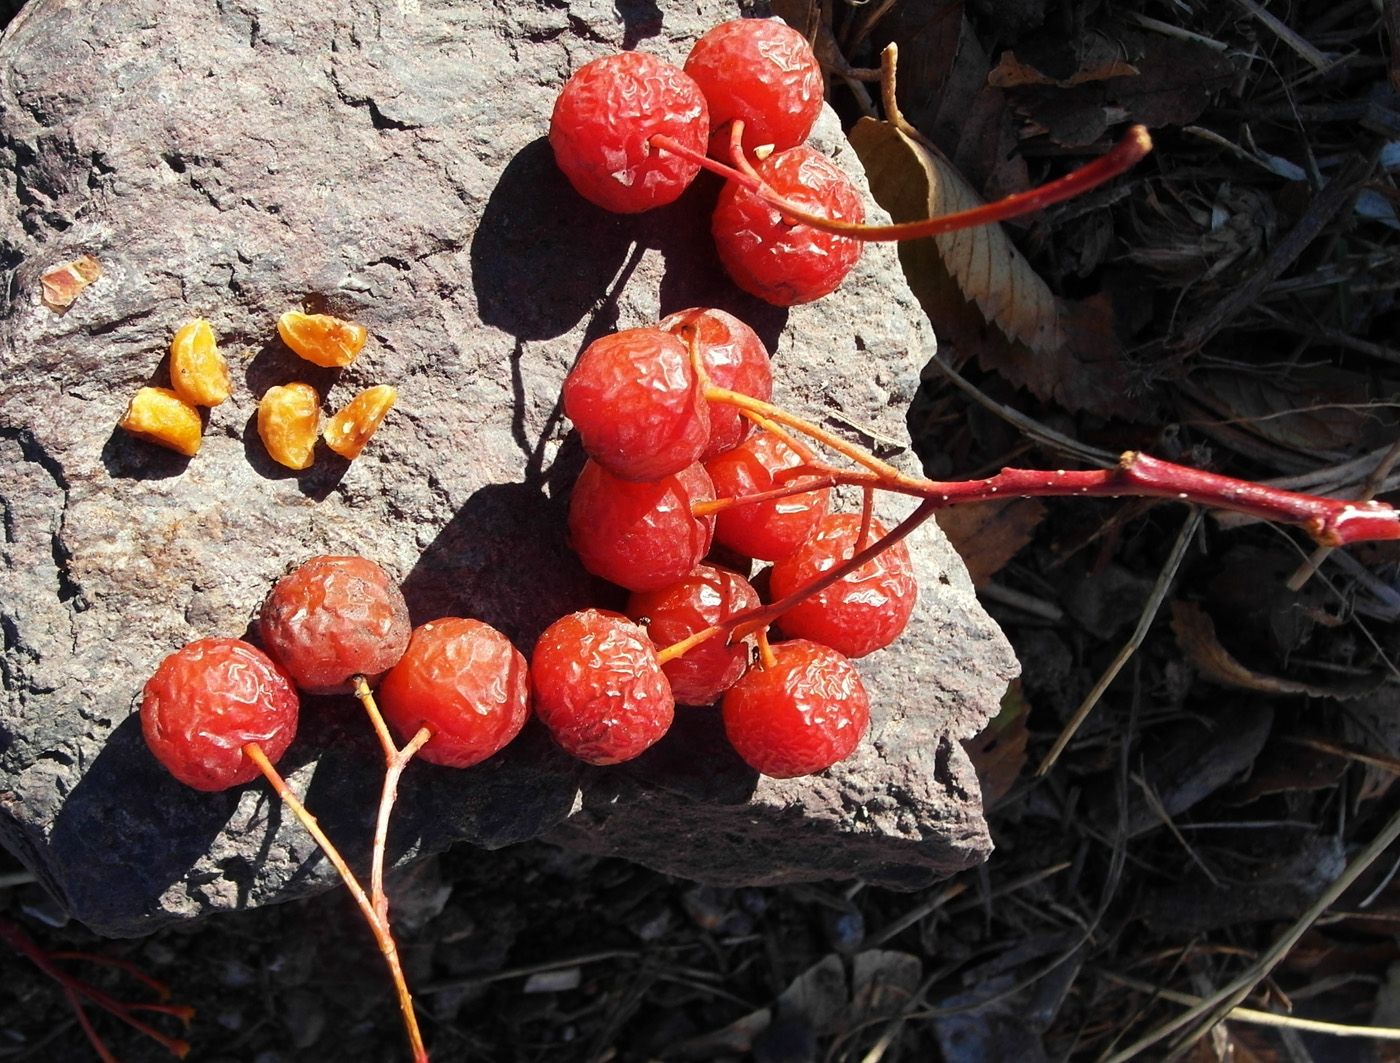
left=549, top=17, right=865, bottom=306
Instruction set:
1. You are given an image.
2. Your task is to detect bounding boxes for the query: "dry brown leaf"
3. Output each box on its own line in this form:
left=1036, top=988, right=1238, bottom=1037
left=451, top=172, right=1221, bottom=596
left=1170, top=600, right=1379, bottom=699
left=962, top=680, right=1030, bottom=807
left=41, top=253, right=101, bottom=311
left=988, top=41, right=1138, bottom=89
left=850, top=115, right=1063, bottom=353
left=935, top=498, right=1045, bottom=586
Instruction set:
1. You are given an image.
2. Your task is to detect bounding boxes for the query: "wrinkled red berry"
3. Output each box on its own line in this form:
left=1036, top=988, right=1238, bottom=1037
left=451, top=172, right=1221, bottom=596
left=705, top=430, right=830, bottom=561
left=376, top=619, right=531, bottom=769
left=769, top=513, right=917, bottom=658
left=563, top=328, right=710, bottom=482
left=549, top=51, right=709, bottom=214
left=142, top=638, right=299, bottom=792
left=712, top=145, right=864, bottom=306
left=684, top=18, right=823, bottom=160
left=627, top=564, right=761, bottom=705
left=721, top=639, right=868, bottom=778
left=657, top=307, right=773, bottom=461
left=531, top=610, right=674, bottom=764
left=258, top=556, right=412, bottom=695
left=568, top=459, right=716, bottom=593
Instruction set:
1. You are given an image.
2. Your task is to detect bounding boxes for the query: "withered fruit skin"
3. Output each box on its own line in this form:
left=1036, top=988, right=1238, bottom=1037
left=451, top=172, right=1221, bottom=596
left=277, top=311, right=368, bottom=368
left=119, top=386, right=203, bottom=456
left=170, top=319, right=232, bottom=407
left=325, top=384, right=397, bottom=459
left=258, top=382, right=321, bottom=470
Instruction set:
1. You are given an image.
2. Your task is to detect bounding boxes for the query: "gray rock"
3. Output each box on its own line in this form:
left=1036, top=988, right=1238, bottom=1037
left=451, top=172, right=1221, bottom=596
left=0, top=0, right=1018, bottom=936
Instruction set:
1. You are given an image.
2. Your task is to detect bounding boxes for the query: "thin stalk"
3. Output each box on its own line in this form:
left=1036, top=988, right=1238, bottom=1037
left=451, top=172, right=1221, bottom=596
left=243, top=743, right=430, bottom=1063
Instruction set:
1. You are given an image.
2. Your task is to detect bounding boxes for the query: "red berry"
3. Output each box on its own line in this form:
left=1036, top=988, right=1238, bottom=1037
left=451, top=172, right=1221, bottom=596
left=684, top=18, right=823, bottom=160
left=657, top=307, right=773, bottom=461
left=705, top=430, right=830, bottom=561
left=531, top=610, right=674, bottom=764
left=627, top=564, right=761, bottom=706
left=376, top=619, right=531, bottom=769
left=567, top=459, right=716, bottom=593
left=563, top=328, right=709, bottom=482
left=258, top=556, right=412, bottom=695
left=712, top=145, right=864, bottom=306
left=721, top=639, right=868, bottom=778
left=142, top=638, right=299, bottom=791
left=549, top=51, right=709, bottom=214
left=769, top=513, right=917, bottom=658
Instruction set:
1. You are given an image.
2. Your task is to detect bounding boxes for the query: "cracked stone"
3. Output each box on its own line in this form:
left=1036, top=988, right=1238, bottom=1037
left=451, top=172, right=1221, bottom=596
left=0, top=0, right=1017, bottom=936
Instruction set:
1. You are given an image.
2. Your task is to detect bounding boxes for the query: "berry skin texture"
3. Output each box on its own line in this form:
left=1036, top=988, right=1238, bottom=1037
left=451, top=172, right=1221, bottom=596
left=627, top=564, right=761, bottom=705
left=142, top=638, right=299, bottom=792
left=258, top=556, right=412, bottom=695
left=550, top=51, right=709, bottom=214
left=657, top=307, right=773, bottom=461
left=705, top=430, right=830, bottom=561
left=377, top=619, right=531, bottom=769
left=278, top=311, right=368, bottom=368
left=769, top=513, right=918, bottom=659
left=684, top=18, right=823, bottom=160
left=531, top=610, right=675, bottom=764
left=721, top=639, right=869, bottom=778
left=712, top=145, right=865, bottom=306
left=568, top=459, right=716, bottom=593
left=563, top=328, right=709, bottom=482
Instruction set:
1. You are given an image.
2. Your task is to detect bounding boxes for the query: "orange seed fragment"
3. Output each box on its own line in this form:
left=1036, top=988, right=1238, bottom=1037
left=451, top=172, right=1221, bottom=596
left=169, top=319, right=231, bottom=407
left=277, top=311, right=368, bottom=368
left=119, top=387, right=203, bottom=456
left=324, top=385, right=397, bottom=459
left=258, top=383, right=321, bottom=470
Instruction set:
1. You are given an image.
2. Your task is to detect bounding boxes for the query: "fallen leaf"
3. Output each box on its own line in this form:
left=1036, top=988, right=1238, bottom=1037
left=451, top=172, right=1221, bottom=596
left=40, top=253, right=101, bottom=311
left=850, top=114, right=1062, bottom=352
left=962, top=680, right=1030, bottom=807
left=776, top=953, right=848, bottom=1034
left=936, top=498, right=1045, bottom=586
left=866, top=0, right=965, bottom=130
left=1170, top=600, right=1380, bottom=699
left=850, top=949, right=923, bottom=1022
left=989, top=35, right=1139, bottom=89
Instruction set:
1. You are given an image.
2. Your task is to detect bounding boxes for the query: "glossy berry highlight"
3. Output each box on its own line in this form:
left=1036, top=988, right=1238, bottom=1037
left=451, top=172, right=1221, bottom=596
left=531, top=610, right=675, bottom=764
left=258, top=555, right=412, bottom=695
left=769, top=513, right=917, bottom=658
left=705, top=429, right=830, bottom=561
left=721, top=639, right=869, bottom=778
left=684, top=18, right=823, bottom=160
left=142, top=638, right=299, bottom=792
left=377, top=618, right=532, bottom=769
left=713, top=145, right=865, bottom=305
left=549, top=51, right=709, bottom=214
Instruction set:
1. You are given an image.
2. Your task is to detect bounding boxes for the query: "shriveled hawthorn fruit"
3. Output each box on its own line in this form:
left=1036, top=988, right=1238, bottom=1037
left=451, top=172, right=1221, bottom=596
left=769, top=512, right=917, bottom=658
left=705, top=429, right=830, bottom=561
left=377, top=618, right=531, bottom=768
left=324, top=384, right=396, bottom=460
left=712, top=145, right=864, bottom=306
left=657, top=307, right=773, bottom=461
left=567, top=459, right=716, bottom=593
left=258, top=383, right=321, bottom=470
left=531, top=610, right=674, bottom=764
left=169, top=319, right=232, bottom=407
left=550, top=51, right=709, bottom=214
left=278, top=311, right=368, bottom=368
left=564, top=328, right=709, bottom=482
left=142, top=638, right=299, bottom=791
left=721, top=639, right=869, bottom=778
left=684, top=18, right=823, bottom=160
left=119, top=387, right=203, bottom=457
left=258, top=555, right=411, bottom=694
left=627, top=564, right=760, bottom=705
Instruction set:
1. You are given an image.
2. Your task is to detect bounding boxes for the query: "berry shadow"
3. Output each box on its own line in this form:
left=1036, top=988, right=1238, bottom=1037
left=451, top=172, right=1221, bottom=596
left=615, top=0, right=662, bottom=48
left=101, top=352, right=202, bottom=480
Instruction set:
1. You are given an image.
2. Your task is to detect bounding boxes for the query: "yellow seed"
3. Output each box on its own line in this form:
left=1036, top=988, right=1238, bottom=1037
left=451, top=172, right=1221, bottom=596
left=277, top=311, right=368, bottom=368
left=169, top=319, right=231, bottom=407
left=258, top=383, right=321, bottom=470
left=324, top=385, right=397, bottom=460
left=118, top=387, right=203, bottom=456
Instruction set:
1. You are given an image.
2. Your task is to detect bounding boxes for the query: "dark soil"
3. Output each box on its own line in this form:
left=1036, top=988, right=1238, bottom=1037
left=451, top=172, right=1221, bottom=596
left=6, top=1, right=1400, bottom=1061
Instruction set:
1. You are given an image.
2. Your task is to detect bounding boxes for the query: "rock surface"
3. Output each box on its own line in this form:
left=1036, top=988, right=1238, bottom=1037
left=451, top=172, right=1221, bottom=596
left=0, top=0, right=1018, bottom=935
